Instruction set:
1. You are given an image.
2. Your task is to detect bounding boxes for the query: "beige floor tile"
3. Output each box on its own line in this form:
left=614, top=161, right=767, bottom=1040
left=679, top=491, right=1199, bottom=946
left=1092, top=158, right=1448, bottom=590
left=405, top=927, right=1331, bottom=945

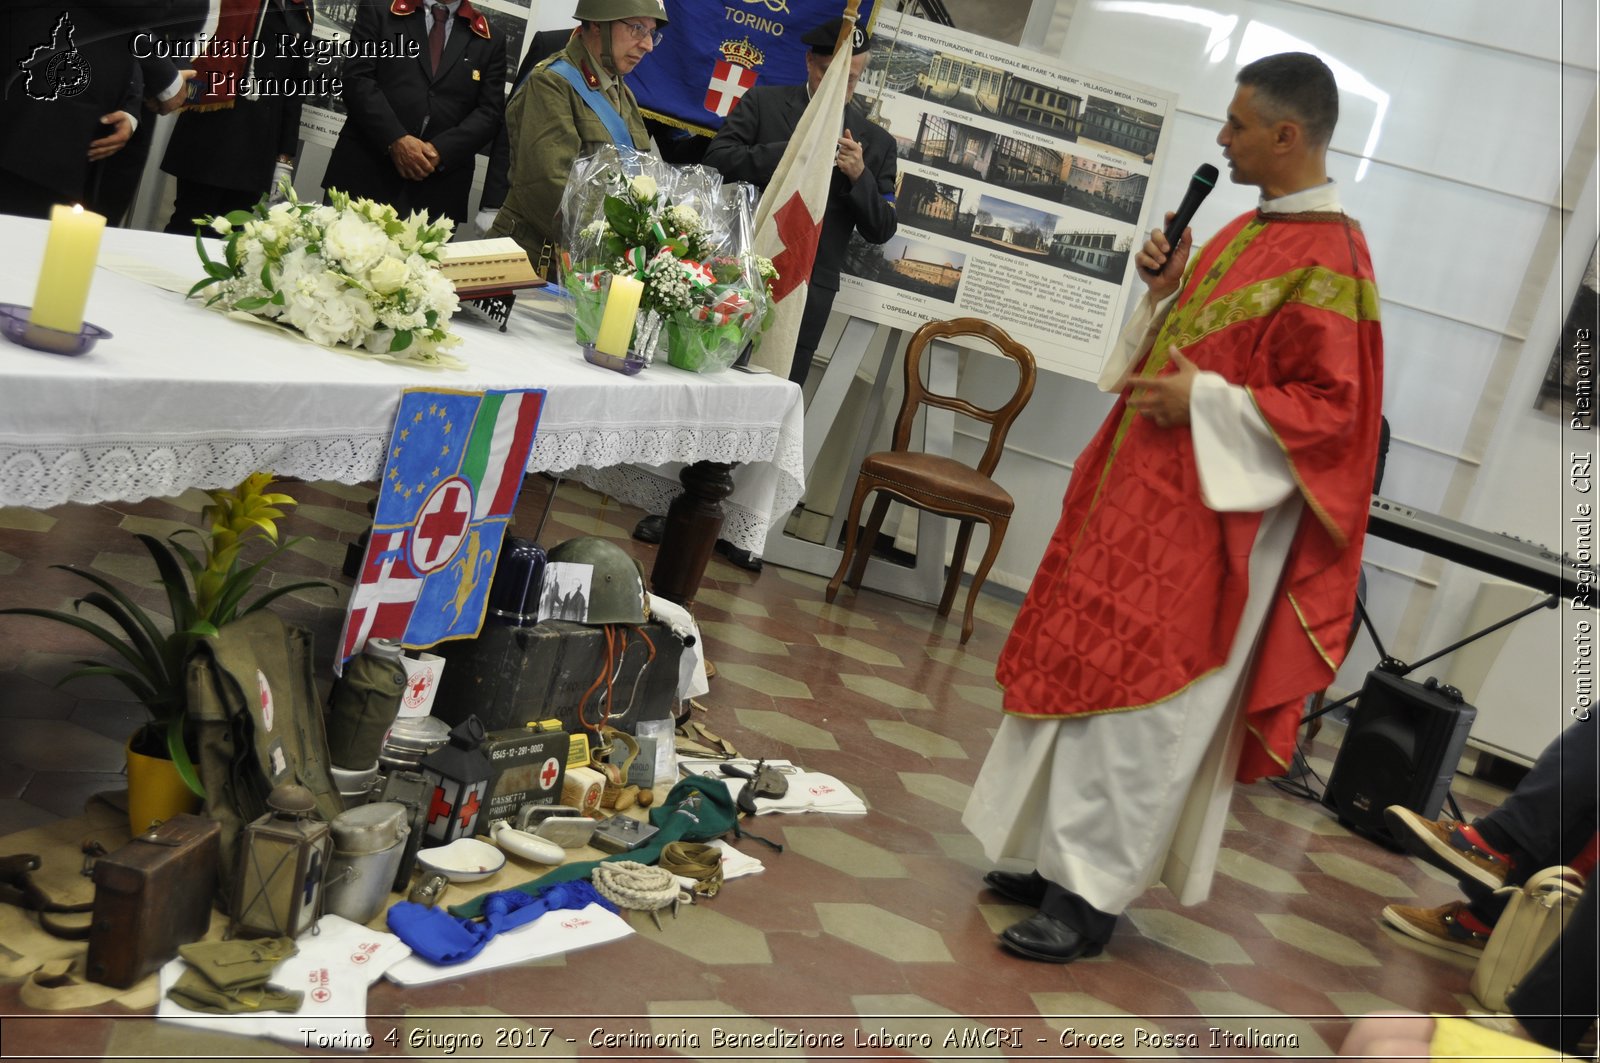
left=696, top=587, right=771, bottom=618
left=1257, top=913, right=1381, bottom=967
left=1215, top=849, right=1307, bottom=894
left=115, top=515, right=193, bottom=541
left=1307, top=851, right=1417, bottom=898
left=771, top=564, right=828, bottom=592
left=286, top=537, right=347, bottom=569
left=924, top=646, right=993, bottom=677
left=1124, top=908, right=1254, bottom=966
left=310, top=482, right=377, bottom=503
left=698, top=621, right=790, bottom=657
left=734, top=708, right=839, bottom=750
left=848, top=996, right=1005, bottom=1058
left=1244, top=793, right=1348, bottom=835
left=840, top=674, right=931, bottom=711
left=954, top=683, right=1002, bottom=710
left=978, top=901, right=1033, bottom=933
left=637, top=904, right=773, bottom=965
left=0, top=552, right=19, bottom=577
left=715, top=663, right=812, bottom=701
left=0, top=508, right=56, bottom=532
left=866, top=719, right=967, bottom=759
left=1034, top=993, right=1166, bottom=1058
left=933, top=830, right=989, bottom=870
left=1184, top=992, right=1334, bottom=1056
left=793, top=599, right=878, bottom=629
left=816, top=904, right=952, bottom=962
left=292, top=503, right=374, bottom=534
left=815, top=633, right=902, bottom=666
left=783, top=825, right=907, bottom=877
left=89, top=549, right=158, bottom=587
left=898, top=771, right=971, bottom=813
left=1327, top=991, right=1416, bottom=1017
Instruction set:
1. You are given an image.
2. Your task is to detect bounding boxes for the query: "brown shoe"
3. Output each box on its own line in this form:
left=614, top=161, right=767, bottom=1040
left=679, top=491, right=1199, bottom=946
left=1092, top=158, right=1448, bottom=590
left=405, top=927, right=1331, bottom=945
left=1384, top=806, right=1511, bottom=889
left=1381, top=900, right=1491, bottom=957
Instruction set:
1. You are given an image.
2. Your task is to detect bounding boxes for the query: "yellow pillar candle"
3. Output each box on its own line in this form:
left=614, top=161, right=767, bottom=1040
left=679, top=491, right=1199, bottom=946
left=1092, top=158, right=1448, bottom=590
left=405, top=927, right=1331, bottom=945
left=30, top=204, right=107, bottom=334
left=594, top=274, right=644, bottom=357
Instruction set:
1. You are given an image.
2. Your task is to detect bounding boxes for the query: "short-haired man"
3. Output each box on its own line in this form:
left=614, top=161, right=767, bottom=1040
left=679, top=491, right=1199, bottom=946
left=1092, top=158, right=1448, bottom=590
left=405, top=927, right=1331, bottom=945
left=491, top=0, right=666, bottom=272
left=962, top=52, right=1384, bottom=963
left=701, top=17, right=897, bottom=388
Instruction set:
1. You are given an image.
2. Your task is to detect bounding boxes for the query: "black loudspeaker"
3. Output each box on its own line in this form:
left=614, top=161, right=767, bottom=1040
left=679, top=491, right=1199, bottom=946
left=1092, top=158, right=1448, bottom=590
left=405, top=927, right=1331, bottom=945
left=1322, top=669, right=1478, bottom=848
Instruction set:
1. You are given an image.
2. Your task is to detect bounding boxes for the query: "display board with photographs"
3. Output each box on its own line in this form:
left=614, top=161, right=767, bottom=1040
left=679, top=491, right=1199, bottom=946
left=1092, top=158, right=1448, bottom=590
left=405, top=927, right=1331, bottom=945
left=834, top=16, right=1175, bottom=382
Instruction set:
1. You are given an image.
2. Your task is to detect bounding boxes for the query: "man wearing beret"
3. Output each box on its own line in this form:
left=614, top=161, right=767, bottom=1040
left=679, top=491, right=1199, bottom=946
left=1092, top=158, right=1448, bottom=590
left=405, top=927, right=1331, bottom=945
left=702, top=16, right=897, bottom=388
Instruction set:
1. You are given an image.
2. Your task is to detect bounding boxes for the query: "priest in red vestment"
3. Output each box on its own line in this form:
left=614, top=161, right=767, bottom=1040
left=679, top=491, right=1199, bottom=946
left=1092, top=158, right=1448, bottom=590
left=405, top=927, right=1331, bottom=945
left=963, top=52, right=1384, bottom=964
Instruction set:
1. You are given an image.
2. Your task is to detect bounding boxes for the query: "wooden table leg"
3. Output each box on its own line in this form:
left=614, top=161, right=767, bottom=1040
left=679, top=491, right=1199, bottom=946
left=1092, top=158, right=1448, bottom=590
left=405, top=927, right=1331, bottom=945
left=650, top=460, right=734, bottom=607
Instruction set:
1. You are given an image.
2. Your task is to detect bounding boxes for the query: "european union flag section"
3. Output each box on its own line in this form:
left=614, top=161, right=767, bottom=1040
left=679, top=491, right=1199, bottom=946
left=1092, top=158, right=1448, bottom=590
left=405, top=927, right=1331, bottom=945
left=338, top=388, right=546, bottom=668
left=629, top=0, right=876, bottom=135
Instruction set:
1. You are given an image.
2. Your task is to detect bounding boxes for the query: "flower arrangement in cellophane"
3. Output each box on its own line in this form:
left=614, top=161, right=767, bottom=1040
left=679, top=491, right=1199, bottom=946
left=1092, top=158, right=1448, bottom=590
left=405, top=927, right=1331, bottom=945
left=189, top=183, right=463, bottom=367
left=560, top=146, right=774, bottom=372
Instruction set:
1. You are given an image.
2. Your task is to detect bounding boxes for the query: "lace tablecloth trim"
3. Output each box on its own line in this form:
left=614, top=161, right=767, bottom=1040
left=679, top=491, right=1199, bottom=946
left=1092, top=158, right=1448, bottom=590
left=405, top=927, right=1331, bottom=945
left=2, top=427, right=804, bottom=547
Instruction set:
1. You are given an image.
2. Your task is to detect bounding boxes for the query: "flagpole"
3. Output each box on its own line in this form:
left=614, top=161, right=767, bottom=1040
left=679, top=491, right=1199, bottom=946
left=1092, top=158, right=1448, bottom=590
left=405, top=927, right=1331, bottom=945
left=834, top=0, right=863, bottom=59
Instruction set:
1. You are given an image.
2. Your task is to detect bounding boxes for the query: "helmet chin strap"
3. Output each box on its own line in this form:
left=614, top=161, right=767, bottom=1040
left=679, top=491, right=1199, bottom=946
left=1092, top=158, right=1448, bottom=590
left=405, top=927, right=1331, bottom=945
left=598, top=19, right=619, bottom=76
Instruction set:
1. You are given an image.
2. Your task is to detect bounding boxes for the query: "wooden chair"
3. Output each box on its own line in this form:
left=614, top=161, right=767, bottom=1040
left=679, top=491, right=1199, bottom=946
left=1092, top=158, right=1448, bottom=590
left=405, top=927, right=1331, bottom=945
left=825, top=317, right=1037, bottom=644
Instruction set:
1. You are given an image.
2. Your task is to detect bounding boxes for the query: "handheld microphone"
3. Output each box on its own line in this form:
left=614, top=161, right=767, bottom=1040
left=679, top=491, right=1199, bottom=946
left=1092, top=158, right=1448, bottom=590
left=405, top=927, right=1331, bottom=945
left=1144, top=163, right=1219, bottom=273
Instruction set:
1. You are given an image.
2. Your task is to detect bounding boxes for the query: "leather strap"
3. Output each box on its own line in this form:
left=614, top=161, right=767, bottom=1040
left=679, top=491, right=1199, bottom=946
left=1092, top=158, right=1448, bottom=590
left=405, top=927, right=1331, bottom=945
left=0, top=855, right=92, bottom=940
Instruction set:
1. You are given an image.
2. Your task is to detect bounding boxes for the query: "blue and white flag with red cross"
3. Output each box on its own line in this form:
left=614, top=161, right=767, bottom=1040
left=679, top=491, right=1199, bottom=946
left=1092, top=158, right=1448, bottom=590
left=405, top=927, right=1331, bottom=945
left=337, top=387, right=545, bottom=669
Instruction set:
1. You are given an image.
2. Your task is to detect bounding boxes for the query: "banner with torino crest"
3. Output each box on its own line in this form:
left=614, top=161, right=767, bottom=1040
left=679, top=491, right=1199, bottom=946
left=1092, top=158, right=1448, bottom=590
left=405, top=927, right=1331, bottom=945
left=629, top=0, right=877, bottom=135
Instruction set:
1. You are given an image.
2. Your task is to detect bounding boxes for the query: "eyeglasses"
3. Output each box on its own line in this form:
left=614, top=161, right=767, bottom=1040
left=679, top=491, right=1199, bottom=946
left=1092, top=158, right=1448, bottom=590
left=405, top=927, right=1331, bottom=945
left=618, top=20, right=664, bottom=46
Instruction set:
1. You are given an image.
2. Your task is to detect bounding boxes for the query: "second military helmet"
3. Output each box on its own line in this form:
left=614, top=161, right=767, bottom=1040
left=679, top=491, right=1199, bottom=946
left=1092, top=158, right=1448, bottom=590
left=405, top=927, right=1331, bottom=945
left=545, top=536, right=649, bottom=625
left=573, top=0, right=669, bottom=25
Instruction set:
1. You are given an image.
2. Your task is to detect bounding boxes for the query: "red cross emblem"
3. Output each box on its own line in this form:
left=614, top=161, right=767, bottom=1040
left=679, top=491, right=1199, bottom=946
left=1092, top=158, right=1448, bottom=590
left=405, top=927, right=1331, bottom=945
left=427, top=784, right=452, bottom=827
left=456, top=786, right=482, bottom=830
left=411, top=476, right=473, bottom=573
left=539, top=757, right=561, bottom=789
left=769, top=194, right=822, bottom=303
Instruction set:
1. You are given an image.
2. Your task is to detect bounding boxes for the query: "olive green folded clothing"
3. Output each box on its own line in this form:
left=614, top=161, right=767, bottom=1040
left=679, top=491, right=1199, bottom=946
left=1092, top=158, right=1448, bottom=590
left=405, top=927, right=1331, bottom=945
left=167, top=968, right=303, bottom=1014
left=177, top=938, right=298, bottom=991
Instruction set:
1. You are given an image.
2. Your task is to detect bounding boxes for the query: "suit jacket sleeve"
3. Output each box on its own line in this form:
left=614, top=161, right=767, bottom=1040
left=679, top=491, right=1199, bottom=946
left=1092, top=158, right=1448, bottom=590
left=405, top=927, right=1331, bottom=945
left=839, top=118, right=896, bottom=244
left=428, top=35, right=506, bottom=171
left=702, top=90, right=787, bottom=186
left=340, top=3, right=408, bottom=153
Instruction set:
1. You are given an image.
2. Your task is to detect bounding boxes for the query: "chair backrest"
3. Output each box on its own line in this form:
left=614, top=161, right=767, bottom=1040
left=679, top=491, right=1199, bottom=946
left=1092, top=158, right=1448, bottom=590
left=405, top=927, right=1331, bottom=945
left=890, top=317, right=1037, bottom=477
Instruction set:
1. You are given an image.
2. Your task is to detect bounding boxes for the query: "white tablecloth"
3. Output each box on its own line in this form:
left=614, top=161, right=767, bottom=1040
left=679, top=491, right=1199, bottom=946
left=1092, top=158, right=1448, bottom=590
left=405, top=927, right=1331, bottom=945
left=0, top=219, right=804, bottom=552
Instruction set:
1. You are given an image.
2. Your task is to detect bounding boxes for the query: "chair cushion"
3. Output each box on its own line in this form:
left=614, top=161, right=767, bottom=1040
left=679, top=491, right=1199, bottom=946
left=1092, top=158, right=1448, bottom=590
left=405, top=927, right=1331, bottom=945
left=860, top=451, right=1014, bottom=518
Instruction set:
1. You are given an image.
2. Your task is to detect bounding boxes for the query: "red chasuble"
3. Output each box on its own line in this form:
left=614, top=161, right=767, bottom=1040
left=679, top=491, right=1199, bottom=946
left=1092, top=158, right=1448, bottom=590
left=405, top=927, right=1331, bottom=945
left=997, top=208, right=1384, bottom=782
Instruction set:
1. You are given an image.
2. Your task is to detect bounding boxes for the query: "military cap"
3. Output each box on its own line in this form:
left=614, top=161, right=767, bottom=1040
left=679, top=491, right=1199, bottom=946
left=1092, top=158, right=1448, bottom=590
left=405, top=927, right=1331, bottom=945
left=802, top=17, right=869, bottom=55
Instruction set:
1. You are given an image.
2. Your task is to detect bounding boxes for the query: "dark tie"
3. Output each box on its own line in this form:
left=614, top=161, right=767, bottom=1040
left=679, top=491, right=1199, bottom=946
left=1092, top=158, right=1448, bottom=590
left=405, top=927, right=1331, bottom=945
left=428, top=4, right=449, bottom=74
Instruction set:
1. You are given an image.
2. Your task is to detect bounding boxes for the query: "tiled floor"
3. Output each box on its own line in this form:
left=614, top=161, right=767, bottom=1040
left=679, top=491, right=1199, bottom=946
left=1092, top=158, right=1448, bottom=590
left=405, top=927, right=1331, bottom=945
left=0, top=479, right=1513, bottom=1059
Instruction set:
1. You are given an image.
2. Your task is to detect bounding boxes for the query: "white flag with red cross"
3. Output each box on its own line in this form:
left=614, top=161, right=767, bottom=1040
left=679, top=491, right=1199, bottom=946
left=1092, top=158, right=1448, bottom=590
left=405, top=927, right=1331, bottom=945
left=746, top=5, right=859, bottom=378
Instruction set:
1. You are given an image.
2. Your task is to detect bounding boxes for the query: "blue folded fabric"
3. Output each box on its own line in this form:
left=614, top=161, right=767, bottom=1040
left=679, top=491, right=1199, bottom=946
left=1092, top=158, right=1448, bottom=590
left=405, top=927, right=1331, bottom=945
left=388, top=880, right=619, bottom=966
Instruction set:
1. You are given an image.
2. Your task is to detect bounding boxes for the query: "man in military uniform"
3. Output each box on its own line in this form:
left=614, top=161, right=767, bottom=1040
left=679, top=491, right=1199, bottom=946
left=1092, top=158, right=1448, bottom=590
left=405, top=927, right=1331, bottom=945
left=490, top=0, right=667, bottom=273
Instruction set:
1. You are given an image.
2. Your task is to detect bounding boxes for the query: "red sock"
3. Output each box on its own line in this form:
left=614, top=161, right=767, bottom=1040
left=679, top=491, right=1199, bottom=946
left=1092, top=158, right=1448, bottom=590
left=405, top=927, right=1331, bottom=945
left=1456, top=908, right=1494, bottom=935
left=1459, top=824, right=1514, bottom=867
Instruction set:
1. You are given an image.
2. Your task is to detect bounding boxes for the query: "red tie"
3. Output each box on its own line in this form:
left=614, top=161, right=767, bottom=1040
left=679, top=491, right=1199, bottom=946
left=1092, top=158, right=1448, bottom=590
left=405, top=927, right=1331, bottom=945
left=428, top=4, right=449, bottom=74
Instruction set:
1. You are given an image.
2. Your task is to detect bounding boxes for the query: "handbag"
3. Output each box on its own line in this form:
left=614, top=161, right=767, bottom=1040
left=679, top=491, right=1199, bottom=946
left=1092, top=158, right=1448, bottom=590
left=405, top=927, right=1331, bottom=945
left=1471, top=865, right=1584, bottom=1012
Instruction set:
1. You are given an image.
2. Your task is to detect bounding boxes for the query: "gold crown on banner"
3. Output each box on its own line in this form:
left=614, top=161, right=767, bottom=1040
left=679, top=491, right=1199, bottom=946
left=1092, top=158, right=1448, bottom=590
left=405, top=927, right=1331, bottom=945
left=718, top=37, right=765, bottom=69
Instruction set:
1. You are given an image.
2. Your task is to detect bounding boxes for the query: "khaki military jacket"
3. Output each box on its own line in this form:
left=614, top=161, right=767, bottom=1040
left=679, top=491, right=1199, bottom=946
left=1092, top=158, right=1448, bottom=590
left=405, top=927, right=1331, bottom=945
left=491, top=34, right=651, bottom=269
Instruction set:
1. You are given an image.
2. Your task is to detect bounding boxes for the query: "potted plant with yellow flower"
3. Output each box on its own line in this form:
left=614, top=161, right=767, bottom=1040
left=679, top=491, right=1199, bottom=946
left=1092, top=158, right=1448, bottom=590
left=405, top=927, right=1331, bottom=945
left=1, top=474, right=330, bottom=830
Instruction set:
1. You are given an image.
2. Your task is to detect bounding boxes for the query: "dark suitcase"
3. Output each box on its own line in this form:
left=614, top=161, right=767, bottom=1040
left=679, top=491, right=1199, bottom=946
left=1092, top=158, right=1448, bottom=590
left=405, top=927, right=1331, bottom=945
left=432, top=620, right=683, bottom=736
left=86, top=814, right=221, bottom=988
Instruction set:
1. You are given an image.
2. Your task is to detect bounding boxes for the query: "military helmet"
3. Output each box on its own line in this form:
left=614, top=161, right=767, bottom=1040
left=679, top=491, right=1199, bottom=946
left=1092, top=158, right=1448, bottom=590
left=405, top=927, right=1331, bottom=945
left=546, top=536, right=649, bottom=625
left=573, top=0, right=669, bottom=26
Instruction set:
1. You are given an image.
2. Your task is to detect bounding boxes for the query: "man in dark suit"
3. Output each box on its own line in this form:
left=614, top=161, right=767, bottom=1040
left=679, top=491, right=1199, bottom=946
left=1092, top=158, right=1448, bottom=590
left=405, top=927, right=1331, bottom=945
left=323, top=0, right=506, bottom=225
left=702, top=17, right=898, bottom=388
left=160, top=0, right=314, bottom=233
left=0, top=1, right=201, bottom=217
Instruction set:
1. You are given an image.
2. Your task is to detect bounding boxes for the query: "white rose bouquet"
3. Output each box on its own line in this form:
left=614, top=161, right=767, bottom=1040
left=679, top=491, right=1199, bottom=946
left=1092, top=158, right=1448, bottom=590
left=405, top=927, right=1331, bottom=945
left=189, top=184, right=463, bottom=367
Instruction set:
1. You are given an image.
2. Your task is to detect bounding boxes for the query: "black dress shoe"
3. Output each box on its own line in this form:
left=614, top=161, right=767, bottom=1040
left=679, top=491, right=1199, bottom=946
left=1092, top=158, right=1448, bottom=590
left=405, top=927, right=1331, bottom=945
left=982, top=869, right=1046, bottom=908
left=633, top=514, right=665, bottom=544
left=714, top=538, right=763, bottom=572
left=999, top=911, right=1104, bottom=964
